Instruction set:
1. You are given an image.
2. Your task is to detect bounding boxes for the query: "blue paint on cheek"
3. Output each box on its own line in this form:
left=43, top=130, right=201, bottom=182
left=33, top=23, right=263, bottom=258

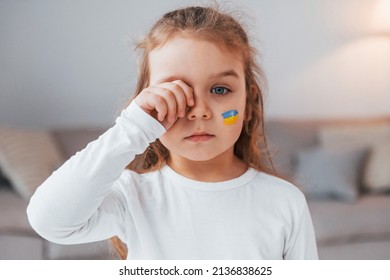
left=221, top=110, right=238, bottom=125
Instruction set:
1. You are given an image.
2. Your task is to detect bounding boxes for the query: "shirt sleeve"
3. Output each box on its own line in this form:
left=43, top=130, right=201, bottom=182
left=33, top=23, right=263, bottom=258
left=26, top=101, right=166, bottom=244
left=283, top=193, right=319, bottom=260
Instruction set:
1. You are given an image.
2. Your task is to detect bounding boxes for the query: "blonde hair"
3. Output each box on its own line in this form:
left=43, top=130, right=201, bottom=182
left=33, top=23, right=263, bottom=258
left=112, top=4, right=276, bottom=260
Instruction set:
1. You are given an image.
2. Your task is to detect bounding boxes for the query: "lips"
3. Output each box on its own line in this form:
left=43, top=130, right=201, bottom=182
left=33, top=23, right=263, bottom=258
left=185, top=131, right=215, bottom=142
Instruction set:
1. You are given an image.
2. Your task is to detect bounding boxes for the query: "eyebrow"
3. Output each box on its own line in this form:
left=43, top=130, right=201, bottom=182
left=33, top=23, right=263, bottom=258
left=210, top=69, right=240, bottom=80
left=159, top=69, right=240, bottom=83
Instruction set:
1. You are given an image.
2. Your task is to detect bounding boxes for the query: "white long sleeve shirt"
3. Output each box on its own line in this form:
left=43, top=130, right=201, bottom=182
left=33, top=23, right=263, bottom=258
left=27, top=101, right=318, bottom=260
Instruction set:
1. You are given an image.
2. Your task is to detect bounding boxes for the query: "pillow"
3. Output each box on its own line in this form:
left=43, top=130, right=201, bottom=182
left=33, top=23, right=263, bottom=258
left=319, top=122, right=390, bottom=148
left=363, top=141, right=390, bottom=193
left=0, top=125, right=65, bottom=200
left=294, top=146, right=367, bottom=202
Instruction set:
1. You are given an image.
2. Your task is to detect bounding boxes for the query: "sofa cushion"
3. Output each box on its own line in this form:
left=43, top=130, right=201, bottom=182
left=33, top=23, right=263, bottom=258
left=0, top=186, right=116, bottom=259
left=0, top=187, right=36, bottom=233
left=0, top=126, right=65, bottom=199
left=319, top=121, right=390, bottom=148
left=265, top=121, right=319, bottom=177
left=46, top=240, right=117, bottom=260
left=0, top=186, right=44, bottom=259
left=52, top=128, right=107, bottom=159
left=364, top=141, right=390, bottom=193
left=294, top=145, right=367, bottom=201
left=318, top=241, right=390, bottom=260
left=0, top=235, right=44, bottom=260
left=308, top=195, right=390, bottom=246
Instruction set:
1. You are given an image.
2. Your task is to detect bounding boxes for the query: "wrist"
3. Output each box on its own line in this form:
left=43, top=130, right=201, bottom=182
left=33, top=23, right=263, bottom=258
left=118, top=101, right=166, bottom=136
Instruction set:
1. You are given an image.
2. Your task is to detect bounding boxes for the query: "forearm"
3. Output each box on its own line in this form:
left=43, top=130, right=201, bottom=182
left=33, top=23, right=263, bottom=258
left=26, top=101, right=165, bottom=242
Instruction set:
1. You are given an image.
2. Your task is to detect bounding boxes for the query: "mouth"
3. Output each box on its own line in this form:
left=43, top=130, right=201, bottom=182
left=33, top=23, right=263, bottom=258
left=185, top=131, right=215, bottom=142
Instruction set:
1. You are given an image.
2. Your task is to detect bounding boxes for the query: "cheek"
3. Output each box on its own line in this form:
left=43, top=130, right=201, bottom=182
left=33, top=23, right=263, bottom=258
left=219, top=112, right=244, bottom=140
left=159, top=134, right=174, bottom=153
left=221, top=110, right=239, bottom=125
left=159, top=128, right=175, bottom=143
left=227, top=90, right=246, bottom=118
left=219, top=97, right=246, bottom=127
left=159, top=122, right=183, bottom=149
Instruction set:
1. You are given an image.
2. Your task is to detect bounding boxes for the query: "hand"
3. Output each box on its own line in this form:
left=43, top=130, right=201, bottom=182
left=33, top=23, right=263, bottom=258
left=134, top=80, right=194, bottom=130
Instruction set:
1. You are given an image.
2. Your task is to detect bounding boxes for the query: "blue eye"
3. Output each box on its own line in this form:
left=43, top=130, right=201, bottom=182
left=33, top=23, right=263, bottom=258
left=211, top=86, right=230, bottom=95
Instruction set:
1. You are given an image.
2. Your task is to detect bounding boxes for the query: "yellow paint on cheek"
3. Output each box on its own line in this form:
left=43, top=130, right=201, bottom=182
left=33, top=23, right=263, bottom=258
left=223, top=115, right=238, bottom=125
left=222, top=110, right=238, bottom=125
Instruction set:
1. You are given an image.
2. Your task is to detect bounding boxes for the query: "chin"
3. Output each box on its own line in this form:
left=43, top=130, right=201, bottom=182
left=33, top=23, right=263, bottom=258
left=181, top=151, right=219, bottom=162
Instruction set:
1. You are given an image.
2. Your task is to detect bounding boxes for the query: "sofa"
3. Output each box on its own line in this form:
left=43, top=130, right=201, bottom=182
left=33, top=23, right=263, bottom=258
left=0, top=126, right=116, bottom=259
left=0, top=118, right=390, bottom=259
left=266, top=118, right=390, bottom=259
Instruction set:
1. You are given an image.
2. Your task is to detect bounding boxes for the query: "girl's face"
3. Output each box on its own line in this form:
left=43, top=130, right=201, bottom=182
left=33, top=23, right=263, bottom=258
left=149, top=35, right=247, bottom=162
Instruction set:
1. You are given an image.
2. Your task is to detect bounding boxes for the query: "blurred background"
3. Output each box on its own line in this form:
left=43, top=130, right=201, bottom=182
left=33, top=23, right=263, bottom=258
left=1, top=0, right=389, bottom=128
left=0, top=0, right=390, bottom=260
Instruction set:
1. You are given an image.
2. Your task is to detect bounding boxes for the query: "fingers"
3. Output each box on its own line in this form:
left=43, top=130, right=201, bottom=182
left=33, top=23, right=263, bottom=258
left=150, top=85, right=180, bottom=123
left=171, top=80, right=195, bottom=108
left=159, top=81, right=193, bottom=120
left=134, top=80, right=194, bottom=125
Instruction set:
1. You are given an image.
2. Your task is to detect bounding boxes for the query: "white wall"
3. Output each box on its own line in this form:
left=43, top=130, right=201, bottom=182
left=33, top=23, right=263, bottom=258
left=0, top=0, right=389, bottom=129
left=259, top=0, right=390, bottom=120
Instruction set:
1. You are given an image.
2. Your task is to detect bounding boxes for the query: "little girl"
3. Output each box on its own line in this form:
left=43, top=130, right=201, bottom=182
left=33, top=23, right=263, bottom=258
left=27, top=5, right=318, bottom=260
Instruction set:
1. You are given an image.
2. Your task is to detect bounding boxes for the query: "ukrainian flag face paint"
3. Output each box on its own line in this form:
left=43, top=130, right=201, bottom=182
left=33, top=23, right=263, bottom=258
left=222, top=110, right=239, bottom=125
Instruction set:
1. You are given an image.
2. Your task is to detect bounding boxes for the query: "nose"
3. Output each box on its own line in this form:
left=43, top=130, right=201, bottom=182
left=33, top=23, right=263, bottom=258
left=187, top=95, right=212, bottom=121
